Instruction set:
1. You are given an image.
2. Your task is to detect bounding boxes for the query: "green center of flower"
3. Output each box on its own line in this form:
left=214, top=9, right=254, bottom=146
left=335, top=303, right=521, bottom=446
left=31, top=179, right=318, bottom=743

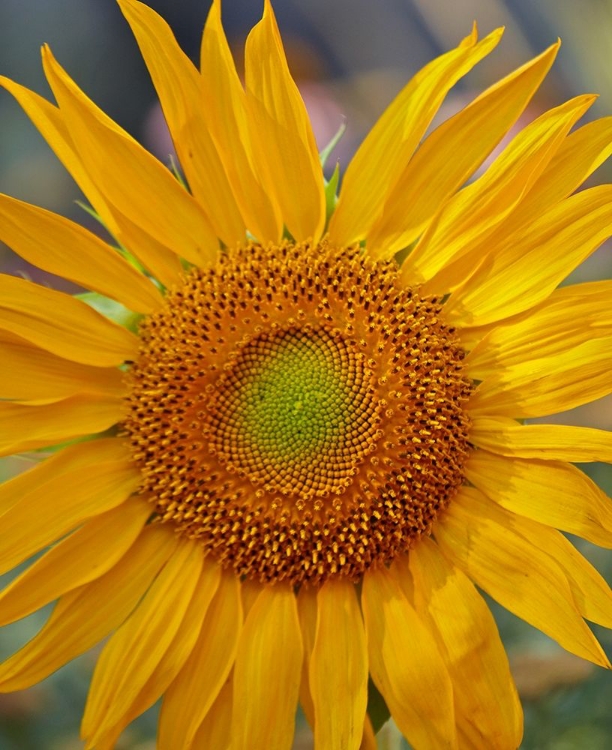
left=205, top=324, right=381, bottom=498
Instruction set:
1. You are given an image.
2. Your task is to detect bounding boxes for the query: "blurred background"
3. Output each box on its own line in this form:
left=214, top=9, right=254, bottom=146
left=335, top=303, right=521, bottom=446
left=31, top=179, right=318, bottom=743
left=0, top=0, right=611, bottom=747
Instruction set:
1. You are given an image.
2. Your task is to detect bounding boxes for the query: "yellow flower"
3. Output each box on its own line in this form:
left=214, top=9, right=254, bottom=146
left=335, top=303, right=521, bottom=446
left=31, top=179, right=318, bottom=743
left=1, top=0, right=612, bottom=748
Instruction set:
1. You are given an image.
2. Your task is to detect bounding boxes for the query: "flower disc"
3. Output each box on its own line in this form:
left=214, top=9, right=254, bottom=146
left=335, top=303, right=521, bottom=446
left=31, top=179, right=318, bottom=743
left=125, top=242, right=472, bottom=584
left=206, top=323, right=382, bottom=498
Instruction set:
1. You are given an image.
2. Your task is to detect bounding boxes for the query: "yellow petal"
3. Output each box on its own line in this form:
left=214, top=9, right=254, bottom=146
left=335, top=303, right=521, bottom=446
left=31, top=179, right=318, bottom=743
left=407, top=93, right=593, bottom=293
left=296, top=585, right=317, bottom=727
left=0, top=524, right=177, bottom=692
left=118, top=0, right=245, bottom=247
left=0, top=274, right=138, bottom=366
left=361, top=565, right=457, bottom=750
left=0, top=76, right=183, bottom=289
left=420, top=111, right=612, bottom=299
left=470, top=417, right=612, bottom=463
left=240, top=577, right=264, bottom=618
left=309, top=579, right=367, bottom=750
left=232, top=583, right=303, bottom=750
left=329, top=27, right=503, bottom=247
left=465, top=450, right=612, bottom=547
left=95, top=558, right=220, bottom=747
left=360, top=715, right=377, bottom=750
left=469, top=337, right=612, bottom=419
left=436, top=486, right=609, bottom=667
left=445, top=184, right=612, bottom=326
left=190, top=677, right=233, bottom=750
left=466, top=280, right=612, bottom=379
left=368, top=43, right=558, bottom=258
left=82, top=539, right=204, bottom=744
left=0, top=495, right=150, bottom=626
left=0, top=438, right=140, bottom=573
left=493, top=115, right=612, bottom=236
left=245, top=0, right=325, bottom=242
left=0, top=332, right=125, bottom=403
left=0, top=193, right=161, bottom=314
left=200, top=0, right=282, bottom=242
left=0, top=395, right=124, bottom=457
left=513, top=520, right=612, bottom=629
left=158, top=569, right=241, bottom=749
left=42, top=46, right=219, bottom=268
left=110, top=212, right=184, bottom=289
left=0, top=432, right=108, bottom=515
left=483, top=283, right=612, bottom=365
left=407, top=539, right=522, bottom=749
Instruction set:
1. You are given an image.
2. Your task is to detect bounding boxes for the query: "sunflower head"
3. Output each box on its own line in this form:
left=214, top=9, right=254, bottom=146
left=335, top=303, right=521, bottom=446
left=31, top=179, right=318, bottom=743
left=125, top=240, right=472, bottom=585
left=0, top=1, right=611, bottom=749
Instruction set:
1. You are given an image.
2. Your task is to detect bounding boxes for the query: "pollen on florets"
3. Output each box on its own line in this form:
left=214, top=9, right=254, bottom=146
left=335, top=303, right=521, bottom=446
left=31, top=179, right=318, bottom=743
left=124, top=240, right=472, bottom=586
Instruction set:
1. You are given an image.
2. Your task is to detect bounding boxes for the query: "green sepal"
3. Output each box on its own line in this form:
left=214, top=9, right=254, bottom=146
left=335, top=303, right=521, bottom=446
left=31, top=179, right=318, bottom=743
left=319, top=121, right=346, bottom=169
left=368, top=677, right=392, bottom=734
left=169, top=154, right=189, bottom=190
left=77, top=291, right=143, bottom=334
left=324, top=162, right=340, bottom=228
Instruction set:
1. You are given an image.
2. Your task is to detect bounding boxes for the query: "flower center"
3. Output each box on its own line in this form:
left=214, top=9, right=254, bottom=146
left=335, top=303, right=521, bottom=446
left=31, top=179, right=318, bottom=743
left=205, top=324, right=382, bottom=498
left=125, top=242, right=472, bottom=585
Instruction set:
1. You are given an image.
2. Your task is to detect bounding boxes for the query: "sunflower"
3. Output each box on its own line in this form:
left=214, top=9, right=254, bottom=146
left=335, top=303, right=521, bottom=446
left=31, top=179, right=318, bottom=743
left=1, top=0, right=612, bottom=748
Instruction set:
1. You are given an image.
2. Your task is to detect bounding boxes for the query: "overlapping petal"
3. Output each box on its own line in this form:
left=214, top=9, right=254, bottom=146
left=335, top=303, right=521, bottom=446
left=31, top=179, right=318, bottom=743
left=436, top=486, right=610, bottom=667
left=470, top=417, right=612, bottom=463
left=0, top=274, right=138, bottom=366
left=466, top=280, right=612, bottom=379
left=0, top=332, right=125, bottom=403
left=362, top=565, right=457, bottom=750
left=470, top=337, right=612, bottom=418
left=466, top=450, right=612, bottom=547
left=118, top=0, right=245, bottom=247
left=232, top=583, right=303, bottom=750
left=0, top=525, right=177, bottom=692
left=0, top=496, right=149, bottom=626
left=201, top=0, right=282, bottom=242
left=0, top=438, right=140, bottom=573
left=0, top=76, right=184, bottom=288
left=368, top=42, right=558, bottom=258
left=309, top=579, right=368, bottom=750
left=94, top=559, right=220, bottom=748
left=245, top=0, right=325, bottom=242
left=492, top=115, right=612, bottom=232
left=41, top=46, right=219, bottom=269
left=191, top=678, right=234, bottom=750
left=82, top=539, right=204, bottom=746
left=515, top=521, right=612, bottom=629
left=0, top=395, right=124, bottom=456
left=329, top=25, right=503, bottom=246
left=158, top=570, right=241, bottom=749
left=406, top=539, right=522, bottom=748
left=445, top=185, right=612, bottom=325
left=404, top=94, right=594, bottom=292
left=0, top=193, right=162, bottom=313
